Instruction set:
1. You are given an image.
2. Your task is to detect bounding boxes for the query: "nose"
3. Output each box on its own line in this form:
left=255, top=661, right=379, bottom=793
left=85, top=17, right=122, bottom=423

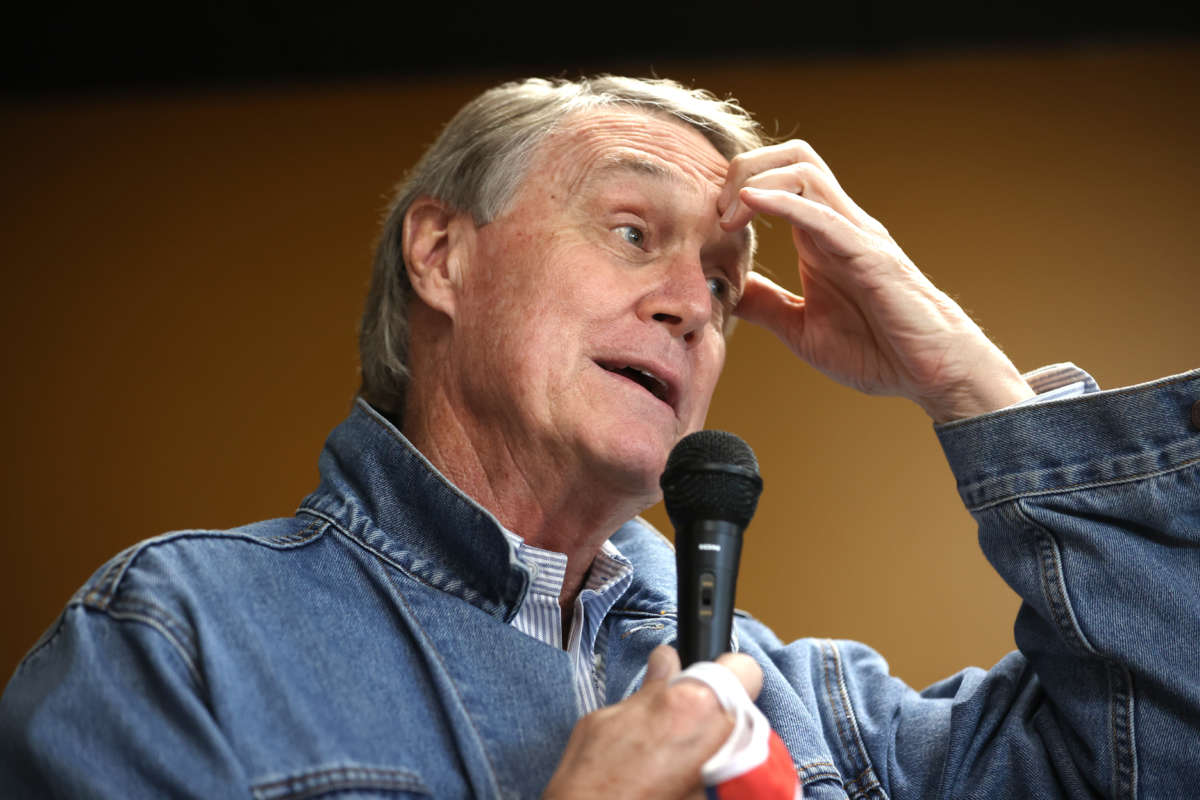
left=636, top=255, right=712, bottom=345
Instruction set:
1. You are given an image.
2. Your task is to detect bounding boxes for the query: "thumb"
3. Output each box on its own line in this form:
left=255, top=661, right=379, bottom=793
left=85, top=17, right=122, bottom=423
left=644, top=644, right=682, bottom=685
left=735, top=272, right=805, bottom=348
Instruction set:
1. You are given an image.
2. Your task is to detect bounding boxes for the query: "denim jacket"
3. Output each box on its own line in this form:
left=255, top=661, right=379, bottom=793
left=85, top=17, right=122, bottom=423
left=2, top=369, right=1198, bottom=799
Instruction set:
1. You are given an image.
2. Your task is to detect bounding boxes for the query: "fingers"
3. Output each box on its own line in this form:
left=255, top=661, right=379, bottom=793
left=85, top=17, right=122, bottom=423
left=544, top=648, right=734, bottom=799
left=544, top=647, right=769, bottom=799
left=644, top=644, right=681, bottom=684
left=650, top=647, right=764, bottom=720
left=734, top=272, right=805, bottom=344
left=739, top=187, right=871, bottom=259
left=720, top=162, right=846, bottom=230
left=717, top=139, right=837, bottom=215
left=713, top=652, right=765, bottom=702
left=719, top=139, right=887, bottom=238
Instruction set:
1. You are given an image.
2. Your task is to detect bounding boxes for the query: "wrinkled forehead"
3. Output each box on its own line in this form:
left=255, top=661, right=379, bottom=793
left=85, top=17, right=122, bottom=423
left=533, top=108, right=732, bottom=197
left=520, top=109, right=756, bottom=268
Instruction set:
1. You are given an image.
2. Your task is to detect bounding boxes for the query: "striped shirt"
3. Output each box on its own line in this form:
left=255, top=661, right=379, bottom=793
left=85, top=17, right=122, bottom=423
left=501, top=531, right=633, bottom=713
left=502, top=362, right=1098, bottom=713
left=1014, top=362, right=1099, bottom=406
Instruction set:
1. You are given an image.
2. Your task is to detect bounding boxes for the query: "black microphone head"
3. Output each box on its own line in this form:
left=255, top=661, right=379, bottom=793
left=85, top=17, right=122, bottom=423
left=660, top=430, right=763, bottom=530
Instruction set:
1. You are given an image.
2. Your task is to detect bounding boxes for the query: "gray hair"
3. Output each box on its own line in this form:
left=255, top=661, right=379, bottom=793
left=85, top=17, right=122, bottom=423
left=358, top=75, right=768, bottom=418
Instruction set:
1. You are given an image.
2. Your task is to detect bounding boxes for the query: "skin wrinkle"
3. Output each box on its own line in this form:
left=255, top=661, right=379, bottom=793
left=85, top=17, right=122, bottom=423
left=403, top=215, right=584, bottom=546
left=403, top=108, right=752, bottom=614
left=556, top=113, right=731, bottom=196
left=568, top=162, right=750, bottom=333
left=584, top=154, right=754, bottom=273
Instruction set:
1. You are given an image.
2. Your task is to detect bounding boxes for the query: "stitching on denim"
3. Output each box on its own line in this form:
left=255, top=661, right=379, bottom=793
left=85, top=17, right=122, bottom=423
left=938, top=369, right=1200, bottom=431
left=83, top=524, right=335, bottom=614
left=1032, top=531, right=1094, bottom=656
left=619, top=622, right=665, bottom=639
left=611, top=607, right=677, bottom=618
left=967, top=454, right=1200, bottom=512
left=832, top=641, right=888, bottom=799
left=847, top=779, right=885, bottom=800
left=109, top=596, right=198, bottom=659
left=1108, top=663, right=1137, bottom=800
left=380, top=568, right=503, bottom=798
left=263, top=518, right=326, bottom=547
left=250, top=764, right=430, bottom=799
left=819, top=640, right=854, bottom=770
left=820, top=639, right=889, bottom=799
left=1018, top=503, right=1138, bottom=800
left=96, top=603, right=204, bottom=691
left=795, top=760, right=841, bottom=783
left=300, top=507, right=499, bottom=614
left=88, top=545, right=140, bottom=608
left=845, top=770, right=884, bottom=800
left=302, top=508, right=444, bottom=595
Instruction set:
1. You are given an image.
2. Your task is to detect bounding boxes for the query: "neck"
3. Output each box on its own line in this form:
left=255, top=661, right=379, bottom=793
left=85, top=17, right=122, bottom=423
left=402, top=383, right=652, bottom=610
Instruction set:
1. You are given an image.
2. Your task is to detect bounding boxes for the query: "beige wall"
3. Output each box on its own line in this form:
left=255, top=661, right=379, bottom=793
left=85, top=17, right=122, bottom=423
left=3, top=43, right=1197, bottom=688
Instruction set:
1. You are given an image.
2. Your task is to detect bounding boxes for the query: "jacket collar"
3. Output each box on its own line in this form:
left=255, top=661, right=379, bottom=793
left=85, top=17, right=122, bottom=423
left=299, top=399, right=677, bottom=621
left=299, top=400, right=531, bottom=621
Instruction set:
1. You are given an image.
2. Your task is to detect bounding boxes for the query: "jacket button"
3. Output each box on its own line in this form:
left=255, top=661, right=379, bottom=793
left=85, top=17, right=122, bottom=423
left=1192, top=399, right=1200, bottom=431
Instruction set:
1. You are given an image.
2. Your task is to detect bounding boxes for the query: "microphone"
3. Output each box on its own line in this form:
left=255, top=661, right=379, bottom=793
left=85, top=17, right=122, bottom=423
left=661, top=430, right=763, bottom=667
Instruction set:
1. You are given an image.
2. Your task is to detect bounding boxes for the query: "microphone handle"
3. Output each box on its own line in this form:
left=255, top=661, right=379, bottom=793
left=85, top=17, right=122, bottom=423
left=676, top=518, right=744, bottom=666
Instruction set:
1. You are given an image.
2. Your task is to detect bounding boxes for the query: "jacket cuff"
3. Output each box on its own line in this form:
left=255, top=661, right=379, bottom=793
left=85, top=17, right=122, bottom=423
left=934, top=369, right=1200, bottom=510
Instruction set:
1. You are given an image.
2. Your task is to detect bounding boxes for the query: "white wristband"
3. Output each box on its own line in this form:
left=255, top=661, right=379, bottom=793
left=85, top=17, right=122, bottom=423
left=670, top=661, right=771, bottom=786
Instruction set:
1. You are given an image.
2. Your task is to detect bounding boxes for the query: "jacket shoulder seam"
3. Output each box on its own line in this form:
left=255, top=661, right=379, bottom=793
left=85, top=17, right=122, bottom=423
left=80, top=518, right=329, bottom=611
left=96, top=599, right=205, bottom=692
left=15, top=602, right=205, bottom=695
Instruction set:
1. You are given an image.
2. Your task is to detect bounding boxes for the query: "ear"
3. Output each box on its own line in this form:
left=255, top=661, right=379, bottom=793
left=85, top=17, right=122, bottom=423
left=403, top=195, right=470, bottom=318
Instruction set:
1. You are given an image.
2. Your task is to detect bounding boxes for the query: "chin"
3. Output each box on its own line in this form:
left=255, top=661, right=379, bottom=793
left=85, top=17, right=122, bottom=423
left=584, top=422, right=674, bottom=502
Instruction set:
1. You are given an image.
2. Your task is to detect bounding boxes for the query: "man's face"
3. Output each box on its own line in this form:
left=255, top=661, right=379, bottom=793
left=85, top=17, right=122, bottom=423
left=447, top=109, right=751, bottom=500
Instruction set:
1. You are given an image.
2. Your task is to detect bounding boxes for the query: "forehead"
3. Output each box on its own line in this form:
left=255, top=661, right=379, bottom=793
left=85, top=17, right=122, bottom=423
left=531, top=108, right=731, bottom=195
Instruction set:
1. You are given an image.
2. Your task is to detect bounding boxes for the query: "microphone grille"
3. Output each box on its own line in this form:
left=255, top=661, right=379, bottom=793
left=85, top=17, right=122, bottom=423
left=660, top=430, right=763, bottom=529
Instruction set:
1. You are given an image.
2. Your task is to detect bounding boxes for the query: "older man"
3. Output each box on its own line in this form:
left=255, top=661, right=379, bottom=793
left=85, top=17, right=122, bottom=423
left=2, top=76, right=1197, bottom=798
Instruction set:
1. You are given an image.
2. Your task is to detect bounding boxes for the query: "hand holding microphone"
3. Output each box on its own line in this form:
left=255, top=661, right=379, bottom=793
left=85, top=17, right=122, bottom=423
left=661, top=431, right=802, bottom=799
left=546, top=431, right=800, bottom=799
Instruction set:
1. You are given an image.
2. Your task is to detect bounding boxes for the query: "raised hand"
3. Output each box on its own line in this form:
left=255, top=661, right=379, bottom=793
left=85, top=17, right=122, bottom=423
left=723, top=140, right=1033, bottom=423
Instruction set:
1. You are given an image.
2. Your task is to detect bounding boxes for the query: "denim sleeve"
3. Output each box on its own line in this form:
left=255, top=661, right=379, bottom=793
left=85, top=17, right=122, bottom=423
left=926, top=368, right=1200, bottom=799
left=0, top=594, right=250, bottom=797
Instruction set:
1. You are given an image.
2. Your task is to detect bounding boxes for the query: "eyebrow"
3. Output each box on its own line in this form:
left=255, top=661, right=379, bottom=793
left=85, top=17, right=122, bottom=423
left=589, top=154, right=688, bottom=186
left=586, top=154, right=755, bottom=268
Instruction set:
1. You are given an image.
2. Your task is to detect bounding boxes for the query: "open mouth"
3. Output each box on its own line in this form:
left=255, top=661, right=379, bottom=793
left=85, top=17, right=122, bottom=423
left=598, top=362, right=671, bottom=405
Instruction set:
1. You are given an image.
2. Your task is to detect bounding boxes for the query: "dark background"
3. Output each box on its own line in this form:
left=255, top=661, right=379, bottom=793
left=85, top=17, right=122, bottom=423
left=5, top=1, right=1199, bottom=96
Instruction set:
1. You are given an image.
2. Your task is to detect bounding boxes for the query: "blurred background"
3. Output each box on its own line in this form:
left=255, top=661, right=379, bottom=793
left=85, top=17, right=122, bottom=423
left=3, top=2, right=1198, bottom=690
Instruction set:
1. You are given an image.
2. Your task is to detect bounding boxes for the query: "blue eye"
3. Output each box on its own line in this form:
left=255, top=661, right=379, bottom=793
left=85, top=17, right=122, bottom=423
left=617, top=225, right=645, bottom=248
left=707, top=276, right=730, bottom=301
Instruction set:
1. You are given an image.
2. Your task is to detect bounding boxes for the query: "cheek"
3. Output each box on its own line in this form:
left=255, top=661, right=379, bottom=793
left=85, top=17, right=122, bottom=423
left=685, top=338, right=726, bottom=428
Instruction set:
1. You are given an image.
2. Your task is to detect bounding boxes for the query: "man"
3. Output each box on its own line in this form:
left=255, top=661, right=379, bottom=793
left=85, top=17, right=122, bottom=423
left=2, top=76, right=1197, bottom=798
